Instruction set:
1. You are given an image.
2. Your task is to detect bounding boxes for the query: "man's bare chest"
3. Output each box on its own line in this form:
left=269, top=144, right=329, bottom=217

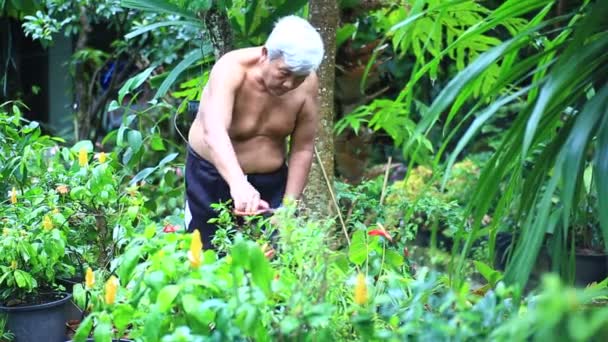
left=228, top=88, right=302, bottom=140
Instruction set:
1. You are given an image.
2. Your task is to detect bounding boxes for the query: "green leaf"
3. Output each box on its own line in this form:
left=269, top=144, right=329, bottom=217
left=12, top=104, right=22, bottom=116
left=384, top=249, right=404, bottom=268
left=125, top=20, right=201, bottom=40
left=118, top=245, right=142, bottom=281
left=336, top=23, right=356, bottom=48
left=280, top=316, right=300, bottom=335
left=244, top=0, right=259, bottom=35
left=235, top=303, right=258, bottom=335
left=150, top=134, right=166, bottom=151
left=594, top=96, right=608, bottom=253
left=359, top=40, right=384, bottom=93
left=560, top=85, right=608, bottom=231
left=127, top=130, right=143, bottom=154
left=72, top=314, right=94, bottom=342
left=13, top=270, right=28, bottom=288
left=118, top=66, right=156, bottom=104
left=441, top=86, right=530, bottom=188
left=71, top=140, right=94, bottom=153
left=248, top=244, right=272, bottom=295
left=474, top=260, right=502, bottom=286
left=117, top=125, right=127, bottom=147
left=100, top=130, right=118, bottom=146
left=523, top=6, right=608, bottom=158
left=112, top=304, right=135, bottom=332
left=158, top=152, right=178, bottom=166
left=154, top=49, right=206, bottom=99
left=130, top=167, right=156, bottom=185
left=22, top=121, right=39, bottom=133
left=182, top=295, right=215, bottom=331
left=407, top=34, right=525, bottom=150
left=203, top=249, right=217, bottom=265
left=388, top=10, right=425, bottom=32
left=505, top=184, right=561, bottom=288
left=121, top=0, right=198, bottom=20
left=348, top=230, right=367, bottom=265
left=231, top=240, right=250, bottom=268
left=250, top=0, right=309, bottom=37
left=129, top=152, right=178, bottom=185
left=157, top=285, right=180, bottom=312
left=108, top=100, right=120, bottom=112
left=143, top=305, right=163, bottom=341
left=93, top=312, right=113, bottom=342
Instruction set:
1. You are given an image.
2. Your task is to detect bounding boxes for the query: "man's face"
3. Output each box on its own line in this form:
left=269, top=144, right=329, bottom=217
left=262, top=56, right=308, bottom=96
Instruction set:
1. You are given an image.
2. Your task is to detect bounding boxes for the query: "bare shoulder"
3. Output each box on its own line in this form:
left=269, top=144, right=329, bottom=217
left=297, top=72, right=319, bottom=121
left=302, top=72, right=319, bottom=102
left=208, top=49, right=252, bottom=87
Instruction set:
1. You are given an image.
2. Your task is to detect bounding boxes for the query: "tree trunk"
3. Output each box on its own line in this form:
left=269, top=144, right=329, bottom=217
left=303, top=0, right=339, bottom=218
left=74, top=5, right=92, bottom=140
left=202, top=6, right=234, bottom=59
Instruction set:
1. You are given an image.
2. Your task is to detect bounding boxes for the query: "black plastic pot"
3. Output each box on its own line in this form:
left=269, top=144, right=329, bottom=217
left=57, top=276, right=83, bottom=294
left=0, top=292, right=72, bottom=342
left=66, top=339, right=132, bottom=342
left=575, top=253, right=608, bottom=286
left=56, top=276, right=85, bottom=321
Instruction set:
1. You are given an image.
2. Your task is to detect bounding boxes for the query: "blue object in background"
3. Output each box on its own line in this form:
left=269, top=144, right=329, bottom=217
left=100, top=60, right=128, bottom=90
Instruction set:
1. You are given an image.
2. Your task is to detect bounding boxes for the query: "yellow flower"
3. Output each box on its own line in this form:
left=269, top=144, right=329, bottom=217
left=56, top=184, right=69, bottom=195
left=104, top=276, right=119, bottom=305
left=78, top=148, right=88, bottom=167
left=52, top=208, right=60, bottom=214
left=85, top=268, right=95, bottom=289
left=126, top=185, right=139, bottom=197
left=188, top=230, right=203, bottom=268
left=98, top=152, right=107, bottom=164
left=10, top=187, right=17, bottom=204
left=354, top=273, right=368, bottom=305
left=11, top=261, right=17, bottom=270
left=43, top=215, right=53, bottom=231
left=3, top=228, right=9, bottom=236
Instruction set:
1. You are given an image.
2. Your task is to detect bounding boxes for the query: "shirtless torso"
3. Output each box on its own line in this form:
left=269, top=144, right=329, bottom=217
left=187, top=46, right=319, bottom=212
left=188, top=48, right=311, bottom=173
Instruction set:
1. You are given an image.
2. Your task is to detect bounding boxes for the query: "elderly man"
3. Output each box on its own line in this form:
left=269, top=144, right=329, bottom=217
left=185, top=16, right=324, bottom=248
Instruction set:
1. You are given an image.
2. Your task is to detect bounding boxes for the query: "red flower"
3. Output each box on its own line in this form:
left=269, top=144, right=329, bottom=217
left=163, top=224, right=179, bottom=233
left=368, top=223, right=392, bottom=242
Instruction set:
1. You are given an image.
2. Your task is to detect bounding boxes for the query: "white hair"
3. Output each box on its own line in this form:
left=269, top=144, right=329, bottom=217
left=265, top=15, right=324, bottom=75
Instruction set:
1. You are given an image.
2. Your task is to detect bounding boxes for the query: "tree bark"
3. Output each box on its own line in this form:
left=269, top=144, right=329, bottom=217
left=202, top=6, right=234, bottom=59
left=303, top=0, right=339, bottom=218
left=74, top=5, right=92, bottom=140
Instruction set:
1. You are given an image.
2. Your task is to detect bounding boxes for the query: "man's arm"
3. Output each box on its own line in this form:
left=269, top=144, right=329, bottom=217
left=284, top=77, right=320, bottom=202
left=200, top=55, right=265, bottom=213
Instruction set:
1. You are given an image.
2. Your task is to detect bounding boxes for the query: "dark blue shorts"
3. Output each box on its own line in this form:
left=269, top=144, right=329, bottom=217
left=184, top=146, right=287, bottom=249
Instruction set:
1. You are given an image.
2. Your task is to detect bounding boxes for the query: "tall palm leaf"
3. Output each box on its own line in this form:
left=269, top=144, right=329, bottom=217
left=120, top=0, right=214, bottom=99
left=407, top=0, right=608, bottom=289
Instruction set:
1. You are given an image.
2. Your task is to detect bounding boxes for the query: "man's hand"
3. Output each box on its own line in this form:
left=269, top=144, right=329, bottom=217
left=230, top=178, right=269, bottom=214
left=261, top=243, right=275, bottom=259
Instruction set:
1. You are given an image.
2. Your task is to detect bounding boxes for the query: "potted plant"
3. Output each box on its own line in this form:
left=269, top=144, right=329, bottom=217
left=551, top=165, right=608, bottom=286
left=572, top=196, right=607, bottom=286
left=0, top=194, right=75, bottom=342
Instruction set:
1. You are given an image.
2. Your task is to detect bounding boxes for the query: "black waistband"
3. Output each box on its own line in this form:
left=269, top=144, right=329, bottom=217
left=187, top=145, right=287, bottom=176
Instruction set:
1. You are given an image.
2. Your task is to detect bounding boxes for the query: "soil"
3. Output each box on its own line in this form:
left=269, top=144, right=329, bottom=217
left=576, top=248, right=607, bottom=256
left=1, top=291, right=66, bottom=307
